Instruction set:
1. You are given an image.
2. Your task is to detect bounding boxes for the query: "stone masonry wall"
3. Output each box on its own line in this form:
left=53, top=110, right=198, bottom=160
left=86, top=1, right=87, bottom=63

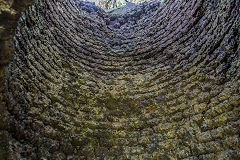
left=0, top=0, right=34, bottom=159
left=1, top=0, right=240, bottom=159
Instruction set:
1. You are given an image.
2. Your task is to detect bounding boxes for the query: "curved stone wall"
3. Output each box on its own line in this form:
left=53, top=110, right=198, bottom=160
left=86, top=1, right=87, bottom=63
left=2, top=0, right=240, bottom=159
left=0, top=0, right=35, bottom=68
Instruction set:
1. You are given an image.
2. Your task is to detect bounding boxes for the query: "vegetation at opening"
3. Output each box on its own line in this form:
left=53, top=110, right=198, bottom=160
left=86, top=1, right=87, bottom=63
left=84, top=0, right=149, bottom=9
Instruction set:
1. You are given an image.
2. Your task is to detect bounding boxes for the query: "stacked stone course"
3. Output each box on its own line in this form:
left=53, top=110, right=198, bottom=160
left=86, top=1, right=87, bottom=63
left=0, top=0, right=240, bottom=159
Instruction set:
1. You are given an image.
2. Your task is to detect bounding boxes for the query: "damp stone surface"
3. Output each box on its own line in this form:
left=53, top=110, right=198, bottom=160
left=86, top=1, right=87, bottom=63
left=0, top=0, right=240, bottom=159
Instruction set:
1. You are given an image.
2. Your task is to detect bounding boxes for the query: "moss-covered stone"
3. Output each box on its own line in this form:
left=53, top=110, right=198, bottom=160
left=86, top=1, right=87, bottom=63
left=0, top=0, right=240, bottom=159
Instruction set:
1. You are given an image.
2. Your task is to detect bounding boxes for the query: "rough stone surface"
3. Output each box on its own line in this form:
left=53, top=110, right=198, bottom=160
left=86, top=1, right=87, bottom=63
left=0, top=0, right=35, bottom=159
left=1, top=0, right=240, bottom=159
left=0, top=0, right=35, bottom=67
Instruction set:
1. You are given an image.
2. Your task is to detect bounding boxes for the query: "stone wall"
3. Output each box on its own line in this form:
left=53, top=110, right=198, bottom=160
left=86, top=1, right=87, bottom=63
left=1, top=0, right=240, bottom=159
left=0, top=0, right=34, bottom=67
left=0, top=0, right=35, bottom=159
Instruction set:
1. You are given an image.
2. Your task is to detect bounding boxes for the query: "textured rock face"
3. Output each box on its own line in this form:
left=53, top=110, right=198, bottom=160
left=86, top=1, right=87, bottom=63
left=1, top=0, right=240, bottom=159
left=0, top=0, right=35, bottom=67
left=0, top=0, right=35, bottom=159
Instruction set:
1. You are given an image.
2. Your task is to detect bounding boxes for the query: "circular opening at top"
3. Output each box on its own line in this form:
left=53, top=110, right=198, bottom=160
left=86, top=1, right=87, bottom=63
left=81, top=0, right=152, bottom=10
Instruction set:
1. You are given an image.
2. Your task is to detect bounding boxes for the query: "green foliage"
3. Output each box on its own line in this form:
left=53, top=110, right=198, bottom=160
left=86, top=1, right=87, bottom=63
left=86, top=0, right=150, bottom=10
left=118, top=2, right=123, bottom=7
